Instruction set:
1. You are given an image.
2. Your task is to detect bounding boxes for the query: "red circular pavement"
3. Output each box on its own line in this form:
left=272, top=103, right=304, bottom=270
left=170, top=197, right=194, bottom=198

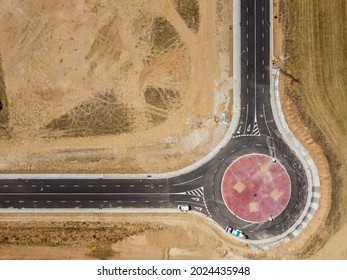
left=222, top=154, right=291, bottom=223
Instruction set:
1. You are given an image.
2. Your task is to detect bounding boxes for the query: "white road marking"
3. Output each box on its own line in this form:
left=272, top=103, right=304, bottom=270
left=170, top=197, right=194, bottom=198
left=61, top=201, right=66, bottom=203
left=256, top=143, right=262, bottom=146
left=89, top=201, right=94, bottom=203
left=75, top=201, right=80, bottom=203
left=131, top=201, right=136, bottom=203
left=158, top=185, right=164, bottom=188
left=60, top=185, right=65, bottom=188
left=74, top=185, right=78, bottom=188
left=117, top=201, right=122, bottom=203
left=116, top=185, right=120, bottom=187
left=172, top=175, right=203, bottom=186
left=32, top=185, right=37, bottom=188
left=88, top=185, right=93, bottom=188
left=130, top=185, right=134, bottom=188
left=5, top=201, right=10, bottom=203
left=101, top=185, right=106, bottom=188
left=145, top=201, right=149, bottom=203
left=18, top=185, right=22, bottom=188
left=46, top=201, right=51, bottom=203
left=3, top=185, right=8, bottom=188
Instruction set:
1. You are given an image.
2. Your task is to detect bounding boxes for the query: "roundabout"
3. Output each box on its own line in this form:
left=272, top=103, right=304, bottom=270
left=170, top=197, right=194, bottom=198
left=222, top=154, right=291, bottom=223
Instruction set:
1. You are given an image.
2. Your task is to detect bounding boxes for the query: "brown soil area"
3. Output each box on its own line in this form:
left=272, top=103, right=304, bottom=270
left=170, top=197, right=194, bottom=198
left=0, top=0, right=232, bottom=173
left=0, top=0, right=346, bottom=260
left=0, top=213, right=251, bottom=260
left=272, top=0, right=347, bottom=259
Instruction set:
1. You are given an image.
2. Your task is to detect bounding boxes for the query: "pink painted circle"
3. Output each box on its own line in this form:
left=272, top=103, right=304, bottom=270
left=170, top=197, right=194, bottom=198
left=222, top=154, right=291, bottom=223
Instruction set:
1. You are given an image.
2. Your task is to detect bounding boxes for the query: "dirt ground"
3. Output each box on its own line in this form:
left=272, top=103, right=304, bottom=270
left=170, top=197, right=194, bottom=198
left=0, top=0, right=347, bottom=260
left=0, top=0, right=232, bottom=173
left=273, top=0, right=347, bottom=259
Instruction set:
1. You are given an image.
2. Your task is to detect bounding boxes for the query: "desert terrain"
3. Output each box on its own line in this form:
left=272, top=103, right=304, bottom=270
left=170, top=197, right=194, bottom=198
left=0, top=0, right=232, bottom=173
left=0, top=0, right=347, bottom=260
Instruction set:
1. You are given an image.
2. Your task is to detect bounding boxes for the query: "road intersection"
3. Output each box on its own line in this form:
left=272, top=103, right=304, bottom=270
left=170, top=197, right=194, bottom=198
left=0, top=0, right=317, bottom=243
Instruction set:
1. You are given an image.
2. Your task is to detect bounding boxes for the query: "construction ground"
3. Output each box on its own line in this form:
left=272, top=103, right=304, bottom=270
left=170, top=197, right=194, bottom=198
left=0, top=0, right=346, bottom=259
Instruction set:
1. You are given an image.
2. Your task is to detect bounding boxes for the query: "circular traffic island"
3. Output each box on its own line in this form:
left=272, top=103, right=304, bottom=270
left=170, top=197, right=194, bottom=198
left=222, top=154, right=291, bottom=223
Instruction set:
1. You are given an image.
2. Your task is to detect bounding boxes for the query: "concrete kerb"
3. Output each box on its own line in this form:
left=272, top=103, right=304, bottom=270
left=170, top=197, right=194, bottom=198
left=249, top=0, right=320, bottom=248
left=0, top=3, right=241, bottom=181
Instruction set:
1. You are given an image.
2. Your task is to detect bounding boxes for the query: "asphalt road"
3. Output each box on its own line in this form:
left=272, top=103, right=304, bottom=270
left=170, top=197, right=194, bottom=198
left=0, top=0, right=309, bottom=240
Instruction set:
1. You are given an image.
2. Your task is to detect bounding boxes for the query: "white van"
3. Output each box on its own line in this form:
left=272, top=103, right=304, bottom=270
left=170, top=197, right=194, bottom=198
left=178, top=204, right=191, bottom=212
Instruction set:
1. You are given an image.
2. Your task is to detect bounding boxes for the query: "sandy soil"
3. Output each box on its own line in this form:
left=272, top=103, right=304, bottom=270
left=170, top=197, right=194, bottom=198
left=273, top=0, right=347, bottom=259
left=0, top=0, right=346, bottom=260
left=0, top=0, right=232, bottom=173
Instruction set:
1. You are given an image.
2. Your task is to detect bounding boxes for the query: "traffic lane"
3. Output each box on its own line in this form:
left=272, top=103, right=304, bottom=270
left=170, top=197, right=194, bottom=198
left=0, top=193, right=172, bottom=209
left=0, top=177, right=206, bottom=194
left=206, top=136, right=308, bottom=239
left=0, top=180, right=170, bottom=194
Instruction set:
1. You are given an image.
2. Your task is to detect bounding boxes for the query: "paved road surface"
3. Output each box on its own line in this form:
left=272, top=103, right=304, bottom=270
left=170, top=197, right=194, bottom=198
left=0, top=0, right=308, bottom=241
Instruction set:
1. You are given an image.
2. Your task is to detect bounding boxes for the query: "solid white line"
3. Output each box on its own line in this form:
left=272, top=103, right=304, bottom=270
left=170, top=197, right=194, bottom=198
left=263, top=103, right=273, bottom=137
left=243, top=104, right=249, bottom=134
left=174, top=200, right=204, bottom=206
left=172, top=175, right=203, bottom=186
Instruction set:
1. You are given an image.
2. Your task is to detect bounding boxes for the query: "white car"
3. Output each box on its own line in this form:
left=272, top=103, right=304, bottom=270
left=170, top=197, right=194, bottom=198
left=178, top=204, right=191, bottom=212
left=225, top=226, right=248, bottom=239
